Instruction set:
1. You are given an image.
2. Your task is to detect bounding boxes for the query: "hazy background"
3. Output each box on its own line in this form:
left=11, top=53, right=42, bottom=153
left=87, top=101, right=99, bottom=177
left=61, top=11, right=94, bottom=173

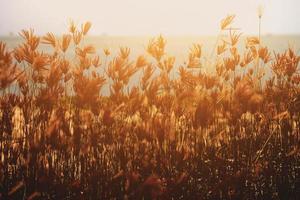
left=0, top=0, right=299, bottom=95
left=0, top=0, right=299, bottom=36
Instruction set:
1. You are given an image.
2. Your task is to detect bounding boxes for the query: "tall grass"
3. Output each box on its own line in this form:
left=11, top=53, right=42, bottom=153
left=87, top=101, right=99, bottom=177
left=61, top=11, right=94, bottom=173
left=0, top=16, right=299, bottom=200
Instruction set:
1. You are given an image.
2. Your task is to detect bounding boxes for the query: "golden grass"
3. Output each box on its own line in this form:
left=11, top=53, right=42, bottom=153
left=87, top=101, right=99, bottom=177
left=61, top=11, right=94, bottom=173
left=0, top=16, right=299, bottom=199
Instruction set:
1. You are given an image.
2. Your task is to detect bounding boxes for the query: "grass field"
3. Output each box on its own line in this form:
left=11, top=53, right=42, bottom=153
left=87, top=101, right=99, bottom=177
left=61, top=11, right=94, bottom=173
left=0, top=16, right=300, bottom=199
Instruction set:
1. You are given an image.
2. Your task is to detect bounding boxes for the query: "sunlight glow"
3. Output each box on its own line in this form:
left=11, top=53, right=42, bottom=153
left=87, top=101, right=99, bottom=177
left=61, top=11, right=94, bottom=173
left=0, top=0, right=299, bottom=35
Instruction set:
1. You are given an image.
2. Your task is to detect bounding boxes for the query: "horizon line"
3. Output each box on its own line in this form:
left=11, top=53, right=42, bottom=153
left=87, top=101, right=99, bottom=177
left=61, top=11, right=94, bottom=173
left=1, top=33, right=300, bottom=38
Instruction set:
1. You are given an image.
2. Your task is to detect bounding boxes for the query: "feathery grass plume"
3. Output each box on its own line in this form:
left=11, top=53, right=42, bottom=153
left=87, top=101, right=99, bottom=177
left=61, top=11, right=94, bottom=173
left=103, top=48, right=111, bottom=56
left=15, top=43, right=37, bottom=64
left=83, top=45, right=96, bottom=55
left=272, top=48, right=300, bottom=78
left=13, top=46, right=25, bottom=63
left=246, top=37, right=260, bottom=47
left=73, top=31, right=82, bottom=45
left=217, top=40, right=227, bottom=55
left=292, top=74, right=300, bottom=85
left=79, top=56, right=92, bottom=70
left=46, top=61, right=63, bottom=89
left=190, top=44, right=202, bottom=58
left=74, top=72, right=105, bottom=108
left=240, top=50, right=253, bottom=67
left=230, top=47, right=241, bottom=65
left=81, top=21, right=92, bottom=35
left=61, top=34, right=72, bottom=52
left=32, top=53, right=49, bottom=72
left=119, top=47, right=130, bottom=59
left=147, top=35, right=166, bottom=62
left=0, top=42, right=20, bottom=90
left=178, top=66, right=197, bottom=87
left=19, top=29, right=40, bottom=51
left=187, top=43, right=202, bottom=68
left=229, top=31, right=242, bottom=46
left=157, top=35, right=166, bottom=49
left=159, top=56, right=175, bottom=73
left=42, top=33, right=57, bottom=48
left=223, top=57, right=236, bottom=71
left=92, top=55, right=101, bottom=67
left=220, top=15, right=235, bottom=30
left=257, top=5, right=264, bottom=19
left=258, top=46, right=271, bottom=63
left=60, top=59, right=70, bottom=74
left=215, top=60, right=225, bottom=76
left=0, top=42, right=12, bottom=64
left=76, top=45, right=95, bottom=59
left=136, top=55, right=148, bottom=68
left=141, top=64, right=154, bottom=90
left=187, top=56, right=201, bottom=69
left=69, top=20, right=76, bottom=33
left=203, top=74, right=219, bottom=89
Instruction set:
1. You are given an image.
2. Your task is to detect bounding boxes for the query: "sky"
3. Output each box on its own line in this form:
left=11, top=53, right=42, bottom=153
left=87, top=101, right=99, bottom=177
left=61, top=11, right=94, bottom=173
left=0, top=0, right=299, bottom=36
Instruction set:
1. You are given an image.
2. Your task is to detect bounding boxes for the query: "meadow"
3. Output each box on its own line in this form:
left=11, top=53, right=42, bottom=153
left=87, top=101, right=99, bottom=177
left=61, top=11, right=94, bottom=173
left=0, top=15, right=300, bottom=199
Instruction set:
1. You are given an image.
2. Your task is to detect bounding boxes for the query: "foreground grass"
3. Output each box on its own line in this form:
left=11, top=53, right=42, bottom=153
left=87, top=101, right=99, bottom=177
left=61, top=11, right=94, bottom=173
left=0, top=16, right=299, bottom=199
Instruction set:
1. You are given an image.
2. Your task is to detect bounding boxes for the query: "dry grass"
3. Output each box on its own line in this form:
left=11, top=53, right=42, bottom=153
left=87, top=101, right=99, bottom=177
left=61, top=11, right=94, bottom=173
left=0, top=16, right=299, bottom=200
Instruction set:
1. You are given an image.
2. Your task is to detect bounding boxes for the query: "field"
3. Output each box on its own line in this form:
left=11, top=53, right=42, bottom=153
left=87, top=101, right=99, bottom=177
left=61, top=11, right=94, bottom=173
left=0, top=16, right=300, bottom=199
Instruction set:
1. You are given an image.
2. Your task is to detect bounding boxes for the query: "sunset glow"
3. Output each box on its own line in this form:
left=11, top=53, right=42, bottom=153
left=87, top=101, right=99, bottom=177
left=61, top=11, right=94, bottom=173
left=0, top=0, right=299, bottom=35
